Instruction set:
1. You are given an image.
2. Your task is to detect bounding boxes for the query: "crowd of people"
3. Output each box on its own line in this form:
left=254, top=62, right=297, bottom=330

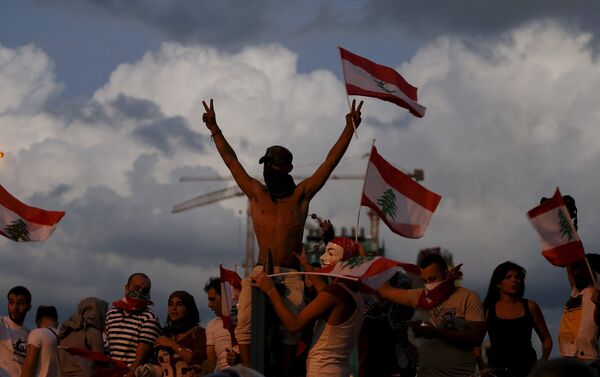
left=2, top=99, right=600, bottom=377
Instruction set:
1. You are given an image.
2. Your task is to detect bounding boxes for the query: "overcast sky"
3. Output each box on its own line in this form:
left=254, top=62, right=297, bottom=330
left=3, top=0, right=600, bottom=353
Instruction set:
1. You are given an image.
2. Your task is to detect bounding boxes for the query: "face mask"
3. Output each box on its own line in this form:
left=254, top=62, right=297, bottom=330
left=320, top=243, right=344, bottom=267
left=424, top=280, right=443, bottom=291
left=127, top=289, right=151, bottom=301
left=263, top=167, right=296, bottom=200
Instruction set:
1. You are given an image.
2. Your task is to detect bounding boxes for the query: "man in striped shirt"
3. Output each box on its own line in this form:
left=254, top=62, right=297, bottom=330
left=104, top=273, right=161, bottom=376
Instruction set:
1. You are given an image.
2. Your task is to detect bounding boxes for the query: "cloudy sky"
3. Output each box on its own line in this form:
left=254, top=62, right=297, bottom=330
left=3, top=0, right=600, bottom=352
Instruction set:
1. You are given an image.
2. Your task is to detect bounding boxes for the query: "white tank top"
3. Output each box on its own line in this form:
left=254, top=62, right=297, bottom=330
left=306, top=283, right=365, bottom=377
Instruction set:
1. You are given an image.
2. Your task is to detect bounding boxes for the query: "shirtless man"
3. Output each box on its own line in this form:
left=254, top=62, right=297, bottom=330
left=201, top=98, right=363, bottom=365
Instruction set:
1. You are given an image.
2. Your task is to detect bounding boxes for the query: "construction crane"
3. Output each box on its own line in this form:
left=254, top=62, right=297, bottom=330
left=172, top=171, right=424, bottom=277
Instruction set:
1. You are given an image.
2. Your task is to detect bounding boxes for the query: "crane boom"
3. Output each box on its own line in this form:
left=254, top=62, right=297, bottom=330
left=171, top=186, right=244, bottom=213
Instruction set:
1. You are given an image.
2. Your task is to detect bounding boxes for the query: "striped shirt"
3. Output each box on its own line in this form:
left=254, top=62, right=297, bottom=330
left=104, top=308, right=160, bottom=366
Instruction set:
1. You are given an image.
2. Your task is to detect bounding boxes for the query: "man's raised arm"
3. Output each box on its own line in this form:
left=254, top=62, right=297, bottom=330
left=202, top=99, right=258, bottom=198
left=301, top=100, right=363, bottom=200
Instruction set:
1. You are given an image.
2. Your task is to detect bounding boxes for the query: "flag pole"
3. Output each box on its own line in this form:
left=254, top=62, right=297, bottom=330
left=338, top=46, right=358, bottom=139
left=355, top=140, right=376, bottom=243
left=584, top=257, right=598, bottom=288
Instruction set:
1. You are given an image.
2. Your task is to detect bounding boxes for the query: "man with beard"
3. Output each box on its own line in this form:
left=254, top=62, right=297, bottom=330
left=201, top=98, right=363, bottom=367
left=0, top=286, right=31, bottom=377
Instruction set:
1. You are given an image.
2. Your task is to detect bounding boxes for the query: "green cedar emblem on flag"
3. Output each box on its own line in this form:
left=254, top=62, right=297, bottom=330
left=377, top=189, right=398, bottom=220
left=4, top=218, right=31, bottom=242
left=558, top=209, right=574, bottom=241
left=374, top=79, right=396, bottom=94
left=340, top=255, right=376, bottom=269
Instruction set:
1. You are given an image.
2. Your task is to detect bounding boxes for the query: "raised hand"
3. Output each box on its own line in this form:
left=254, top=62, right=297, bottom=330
left=202, top=99, right=218, bottom=130
left=345, top=99, right=363, bottom=128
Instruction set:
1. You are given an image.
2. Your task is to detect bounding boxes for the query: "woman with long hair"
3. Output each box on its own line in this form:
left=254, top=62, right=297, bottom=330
left=479, top=262, right=552, bottom=377
left=154, top=291, right=207, bottom=377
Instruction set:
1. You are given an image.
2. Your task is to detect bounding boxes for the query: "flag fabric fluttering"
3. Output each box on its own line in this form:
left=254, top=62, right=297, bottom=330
left=527, top=187, right=585, bottom=266
left=219, top=265, right=242, bottom=333
left=361, top=146, right=441, bottom=239
left=311, top=256, right=419, bottom=292
left=339, top=47, right=426, bottom=117
left=0, top=185, right=65, bottom=242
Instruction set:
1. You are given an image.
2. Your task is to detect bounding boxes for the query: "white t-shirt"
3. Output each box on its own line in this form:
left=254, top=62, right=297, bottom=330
left=27, top=327, right=60, bottom=377
left=205, top=317, right=233, bottom=371
left=0, top=316, right=30, bottom=377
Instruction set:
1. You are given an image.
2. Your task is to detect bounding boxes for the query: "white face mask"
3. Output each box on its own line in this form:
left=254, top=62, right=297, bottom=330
left=424, top=280, right=443, bottom=291
left=320, top=243, right=344, bottom=267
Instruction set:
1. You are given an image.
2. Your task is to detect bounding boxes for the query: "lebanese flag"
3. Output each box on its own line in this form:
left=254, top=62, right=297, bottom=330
left=315, top=256, right=419, bottom=292
left=219, top=265, right=242, bottom=333
left=527, top=188, right=585, bottom=266
left=0, top=185, right=65, bottom=242
left=340, top=47, right=426, bottom=117
left=361, top=146, right=441, bottom=239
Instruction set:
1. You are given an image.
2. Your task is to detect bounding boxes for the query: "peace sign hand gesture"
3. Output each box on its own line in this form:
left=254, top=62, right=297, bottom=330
left=202, top=99, right=218, bottom=131
left=345, top=99, right=364, bottom=128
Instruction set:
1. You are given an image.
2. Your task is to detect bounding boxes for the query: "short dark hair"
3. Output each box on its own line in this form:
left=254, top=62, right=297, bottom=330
left=419, top=253, right=448, bottom=272
left=204, top=277, right=221, bottom=295
left=8, top=286, right=31, bottom=304
left=35, top=305, right=58, bottom=324
left=127, top=273, right=150, bottom=285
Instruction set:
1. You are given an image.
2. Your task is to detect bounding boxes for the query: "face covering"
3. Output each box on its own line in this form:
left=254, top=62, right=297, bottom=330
left=113, top=290, right=152, bottom=312
left=263, top=166, right=296, bottom=200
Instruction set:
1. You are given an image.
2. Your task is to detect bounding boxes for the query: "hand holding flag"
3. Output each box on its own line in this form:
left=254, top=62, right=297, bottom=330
left=527, top=188, right=585, bottom=266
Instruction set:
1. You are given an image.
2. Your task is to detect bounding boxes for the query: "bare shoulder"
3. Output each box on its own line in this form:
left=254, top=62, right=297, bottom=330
left=527, top=299, right=541, bottom=312
left=322, top=284, right=350, bottom=300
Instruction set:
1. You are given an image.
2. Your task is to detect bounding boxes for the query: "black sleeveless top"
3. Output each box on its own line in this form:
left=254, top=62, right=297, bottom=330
left=487, top=299, right=537, bottom=377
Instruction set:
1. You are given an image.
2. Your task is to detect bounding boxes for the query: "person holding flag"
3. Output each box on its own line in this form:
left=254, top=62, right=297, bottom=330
left=203, top=278, right=238, bottom=373
left=532, top=193, right=600, bottom=365
left=377, top=253, right=485, bottom=377
left=201, top=98, right=364, bottom=366
left=251, top=240, right=363, bottom=377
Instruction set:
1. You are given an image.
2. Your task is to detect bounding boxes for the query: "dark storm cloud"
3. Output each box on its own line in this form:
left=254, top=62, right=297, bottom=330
left=110, top=95, right=206, bottom=154
left=46, top=0, right=280, bottom=46
left=42, top=0, right=600, bottom=61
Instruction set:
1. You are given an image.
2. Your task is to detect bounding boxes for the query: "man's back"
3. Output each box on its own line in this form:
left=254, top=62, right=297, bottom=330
left=0, top=316, right=29, bottom=377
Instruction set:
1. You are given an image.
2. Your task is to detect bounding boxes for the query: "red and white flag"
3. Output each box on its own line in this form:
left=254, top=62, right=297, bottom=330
left=361, top=146, right=441, bottom=239
left=0, top=185, right=65, bottom=242
left=219, top=265, right=242, bottom=332
left=340, top=47, right=426, bottom=117
left=316, top=256, right=419, bottom=292
left=527, top=188, right=585, bottom=266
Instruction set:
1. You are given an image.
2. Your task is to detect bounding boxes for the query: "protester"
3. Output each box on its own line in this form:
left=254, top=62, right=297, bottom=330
left=58, top=297, right=108, bottom=377
left=252, top=237, right=364, bottom=377
left=477, top=261, right=552, bottom=377
left=201, top=98, right=364, bottom=367
left=104, top=273, right=160, bottom=376
left=20, top=306, right=60, bottom=377
left=203, top=278, right=237, bottom=373
left=377, top=253, right=485, bottom=377
left=0, top=286, right=32, bottom=377
left=540, top=194, right=600, bottom=366
left=139, top=291, right=206, bottom=377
